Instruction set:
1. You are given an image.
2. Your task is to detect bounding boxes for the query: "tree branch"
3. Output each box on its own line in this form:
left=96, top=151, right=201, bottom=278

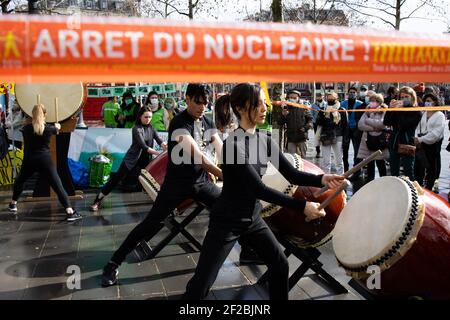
left=337, top=1, right=396, bottom=28
left=403, top=0, right=427, bottom=20
left=377, top=0, right=395, bottom=9
left=155, top=0, right=190, bottom=17
left=335, top=0, right=396, bottom=17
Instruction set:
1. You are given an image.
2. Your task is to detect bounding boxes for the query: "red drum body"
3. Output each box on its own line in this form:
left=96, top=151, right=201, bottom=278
left=262, top=154, right=346, bottom=248
left=333, top=176, right=450, bottom=299
left=139, top=152, right=193, bottom=213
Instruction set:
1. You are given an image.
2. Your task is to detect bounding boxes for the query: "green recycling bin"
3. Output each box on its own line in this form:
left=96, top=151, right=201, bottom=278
left=89, top=155, right=113, bottom=188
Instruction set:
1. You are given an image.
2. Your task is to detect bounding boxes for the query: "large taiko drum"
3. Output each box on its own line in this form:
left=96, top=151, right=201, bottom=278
left=15, top=83, right=86, bottom=123
left=262, top=153, right=346, bottom=248
left=332, top=176, right=450, bottom=299
left=139, top=152, right=193, bottom=213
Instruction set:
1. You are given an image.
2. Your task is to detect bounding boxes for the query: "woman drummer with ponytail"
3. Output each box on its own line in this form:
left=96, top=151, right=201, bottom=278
left=184, top=83, right=345, bottom=300
left=8, top=104, right=81, bottom=221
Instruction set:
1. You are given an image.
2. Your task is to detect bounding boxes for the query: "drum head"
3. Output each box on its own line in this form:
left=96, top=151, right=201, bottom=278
left=15, top=83, right=84, bottom=123
left=333, top=176, right=414, bottom=269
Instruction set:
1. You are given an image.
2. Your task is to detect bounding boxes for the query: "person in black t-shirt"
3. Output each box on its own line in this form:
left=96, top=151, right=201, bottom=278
left=101, top=84, right=224, bottom=287
left=7, top=104, right=81, bottom=222
left=183, top=83, right=345, bottom=300
left=90, top=106, right=167, bottom=211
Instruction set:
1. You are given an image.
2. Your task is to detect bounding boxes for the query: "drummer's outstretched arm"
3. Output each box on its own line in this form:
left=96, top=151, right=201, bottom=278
left=237, top=162, right=307, bottom=212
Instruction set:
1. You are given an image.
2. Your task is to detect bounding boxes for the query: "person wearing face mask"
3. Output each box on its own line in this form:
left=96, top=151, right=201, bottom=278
left=145, top=91, right=167, bottom=131
left=384, top=86, right=399, bottom=107
left=340, top=86, right=364, bottom=175
left=90, top=107, right=167, bottom=211
left=163, top=96, right=177, bottom=129
left=279, top=89, right=313, bottom=158
left=413, top=93, right=445, bottom=192
left=316, top=92, right=347, bottom=174
left=311, top=92, right=326, bottom=158
left=116, top=91, right=139, bottom=129
left=358, top=85, right=368, bottom=102
left=357, top=94, right=389, bottom=182
left=383, top=86, right=422, bottom=180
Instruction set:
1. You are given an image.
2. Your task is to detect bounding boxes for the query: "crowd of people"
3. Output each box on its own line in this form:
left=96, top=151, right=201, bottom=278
left=279, top=84, right=448, bottom=194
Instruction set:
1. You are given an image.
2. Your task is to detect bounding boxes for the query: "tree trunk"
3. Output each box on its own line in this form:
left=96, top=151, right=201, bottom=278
left=188, top=0, right=194, bottom=20
left=395, top=0, right=401, bottom=30
left=28, top=0, right=40, bottom=14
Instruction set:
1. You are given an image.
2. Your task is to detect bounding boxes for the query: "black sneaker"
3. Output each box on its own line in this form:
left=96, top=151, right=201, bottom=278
left=239, top=246, right=264, bottom=265
left=67, top=211, right=83, bottom=222
left=101, top=262, right=119, bottom=287
left=8, top=202, right=17, bottom=213
left=90, top=195, right=104, bottom=211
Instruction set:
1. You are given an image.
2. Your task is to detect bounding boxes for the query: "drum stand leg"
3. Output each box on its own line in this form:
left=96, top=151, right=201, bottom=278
left=134, top=204, right=205, bottom=261
left=257, top=236, right=348, bottom=295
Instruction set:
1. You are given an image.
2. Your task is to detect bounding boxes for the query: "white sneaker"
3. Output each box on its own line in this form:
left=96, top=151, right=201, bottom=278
left=432, top=180, right=439, bottom=193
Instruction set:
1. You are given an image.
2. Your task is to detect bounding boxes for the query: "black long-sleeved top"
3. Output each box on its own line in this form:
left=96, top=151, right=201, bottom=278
left=383, top=108, right=421, bottom=146
left=211, top=127, right=323, bottom=225
left=122, top=123, right=163, bottom=170
left=21, top=123, right=57, bottom=158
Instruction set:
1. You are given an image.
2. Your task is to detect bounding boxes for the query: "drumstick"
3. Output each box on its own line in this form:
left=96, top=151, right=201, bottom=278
left=55, top=97, right=59, bottom=135
left=305, top=180, right=350, bottom=222
left=317, top=180, right=350, bottom=211
left=313, top=150, right=382, bottom=198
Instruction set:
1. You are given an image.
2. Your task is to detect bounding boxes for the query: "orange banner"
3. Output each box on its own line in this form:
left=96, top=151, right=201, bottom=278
left=1, top=15, right=450, bottom=83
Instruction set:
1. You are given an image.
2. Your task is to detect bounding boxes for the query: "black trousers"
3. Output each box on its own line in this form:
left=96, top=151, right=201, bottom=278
left=101, top=162, right=131, bottom=196
left=12, top=154, right=71, bottom=209
left=102, top=153, right=150, bottom=195
left=184, top=214, right=289, bottom=300
left=342, top=128, right=362, bottom=173
left=415, top=140, right=442, bottom=190
left=111, top=180, right=221, bottom=265
left=366, top=160, right=387, bottom=181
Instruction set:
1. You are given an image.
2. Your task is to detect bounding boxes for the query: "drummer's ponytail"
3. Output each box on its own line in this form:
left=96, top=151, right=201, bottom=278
left=214, top=94, right=232, bottom=130
left=32, top=104, right=46, bottom=136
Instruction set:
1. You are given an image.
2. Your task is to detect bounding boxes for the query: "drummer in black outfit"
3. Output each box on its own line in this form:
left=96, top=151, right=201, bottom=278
left=101, top=84, right=224, bottom=287
left=8, top=104, right=82, bottom=221
left=184, top=83, right=344, bottom=300
left=90, top=106, right=167, bottom=211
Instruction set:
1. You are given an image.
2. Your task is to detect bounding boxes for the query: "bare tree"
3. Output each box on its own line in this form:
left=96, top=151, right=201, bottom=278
left=1, top=0, right=14, bottom=13
left=141, top=0, right=224, bottom=20
left=335, top=0, right=447, bottom=30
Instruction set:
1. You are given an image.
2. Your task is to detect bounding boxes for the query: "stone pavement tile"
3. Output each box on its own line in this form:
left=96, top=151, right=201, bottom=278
left=297, top=274, right=344, bottom=299
left=40, top=229, right=80, bottom=258
left=212, top=260, right=251, bottom=290
left=118, top=260, right=165, bottom=298
left=0, top=259, right=37, bottom=300
left=288, top=285, right=311, bottom=300
left=23, top=278, right=73, bottom=300
left=155, top=254, right=197, bottom=294
left=71, top=255, right=119, bottom=300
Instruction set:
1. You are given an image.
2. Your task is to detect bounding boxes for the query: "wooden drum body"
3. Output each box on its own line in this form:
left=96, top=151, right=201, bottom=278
left=333, top=176, right=450, bottom=299
left=262, top=153, right=346, bottom=248
left=139, top=152, right=193, bottom=213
